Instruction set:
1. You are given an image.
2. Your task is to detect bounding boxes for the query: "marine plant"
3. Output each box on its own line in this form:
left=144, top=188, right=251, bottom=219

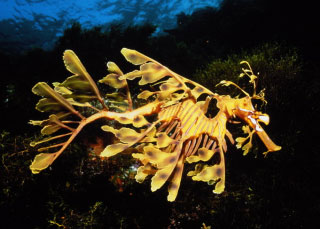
left=29, top=48, right=281, bottom=201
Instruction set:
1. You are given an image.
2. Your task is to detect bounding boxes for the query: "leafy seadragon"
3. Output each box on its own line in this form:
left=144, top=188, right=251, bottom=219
left=29, top=48, right=281, bottom=201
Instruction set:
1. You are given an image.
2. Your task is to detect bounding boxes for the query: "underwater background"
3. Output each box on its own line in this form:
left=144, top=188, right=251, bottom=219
left=0, top=0, right=319, bottom=228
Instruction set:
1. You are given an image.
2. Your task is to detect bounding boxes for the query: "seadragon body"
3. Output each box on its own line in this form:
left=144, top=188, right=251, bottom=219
left=29, top=48, right=281, bottom=201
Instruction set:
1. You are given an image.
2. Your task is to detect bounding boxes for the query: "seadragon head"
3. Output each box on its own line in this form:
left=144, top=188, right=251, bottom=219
left=234, top=96, right=281, bottom=154
left=217, top=61, right=281, bottom=155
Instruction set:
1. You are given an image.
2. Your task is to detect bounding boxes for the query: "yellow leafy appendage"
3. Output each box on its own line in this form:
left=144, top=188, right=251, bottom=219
left=29, top=48, right=281, bottom=201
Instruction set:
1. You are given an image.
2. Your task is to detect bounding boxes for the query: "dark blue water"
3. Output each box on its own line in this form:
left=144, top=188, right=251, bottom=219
left=0, top=0, right=220, bottom=51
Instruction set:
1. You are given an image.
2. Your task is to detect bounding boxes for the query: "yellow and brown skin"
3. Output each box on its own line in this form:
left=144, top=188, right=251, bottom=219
left=130, top=95, right=281, bottom=201
left=29, top=48, right=281, bottom=202
left=232, top=96, right=281, bottom=152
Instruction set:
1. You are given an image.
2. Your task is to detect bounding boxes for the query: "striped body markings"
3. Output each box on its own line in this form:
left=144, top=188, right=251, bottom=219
left=151, top=99, right=231, bottom=200
left=158, top=99, right=229, bottom=145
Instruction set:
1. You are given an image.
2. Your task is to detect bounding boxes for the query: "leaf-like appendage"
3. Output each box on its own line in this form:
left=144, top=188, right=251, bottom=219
left=135, top=164, right=154, bottom=183
left=107, top=61, right=123, bottom=75
left=100, top=143, right=130, bottom=157
left=187, top=164, right=208, bottom=177
left=191, top=86, right=206, bottom=100
left=242, top=141, right=252, bottom=156
left=132, top=152, right=147, bottom=163
left=32, top=82, right=54, bottom=97
left=35, top=98, right=63, bottom=112
left=167, top=157, right=185, bottom=202
left=41, top=124, right=61, bottom=135
left=164, top=93, right=186, bottom=106
left=29, top=120, right=45, bottom=127
left=101, top=125, right=119, bottom=134
left=135, top=167, right=148, bottom=183
left=53, top=85, right=72, bottom=95
left=240, top=61, right=257, bottom=82
left=40, top=114, right=71, bottom=135
left=60, top=75, right=91, bottom=91
left=138, top=63, right=167, bottom=85
left=132, top=115, right=149, bottom=128
left=186, top=148, right=215, bottom=163
left=137, top=90, right=155, bottom=100
left=114, top=116, right=133, bottom=125
left=156, top=132, right=175, bottom=148
left=30, top=152, right=58, bottom=174
left=62, top=50, right=104, bottom=105
left=191, top=164, right=225, bottom=194
left=120, top=63, right=168, bottom=86
left=66, top=98, right=92, bottom=108
left=216, top=80, right=233, bottom=87
left=99, top=73, right=127, bottom=89
left=242, top=125, right=251, bottom=134
left=63, top=50, right=88, bottom=76
left=121, top=48, right=150, bottom=65
left=235, top=137, right=247, bottom=149
left=165, top=77, right=185, bottom=88
left=142, top=145, right=170, bottom=166
left=101, top=126, right=139, bottom=143
left=29, top=112, right=71, bottom=127
left=136, top=143, right=183, bottom=195
left=159, top=82, right=182, bottom=92
left=32, top=82, right=79, bottom=115
left=119, top=70, right=141, bottom=80
left=151, top=164, right=176, bottom=192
